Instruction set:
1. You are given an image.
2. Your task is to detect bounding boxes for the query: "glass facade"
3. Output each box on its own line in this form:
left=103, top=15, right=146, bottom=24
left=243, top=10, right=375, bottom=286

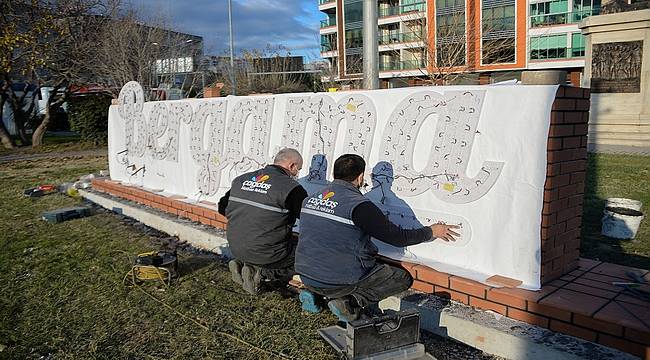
left=529, top=33, right=586, bottom=60
left=344, top=0, right=363, bottom=74
left=530, top=0, right=600, bottom=27
left=482, top=0, right=516, bottom=64
left=436, top=0, right=466, bottom=67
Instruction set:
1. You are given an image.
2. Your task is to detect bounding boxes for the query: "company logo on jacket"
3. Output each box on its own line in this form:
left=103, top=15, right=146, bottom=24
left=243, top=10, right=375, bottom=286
left=305, top=190, right=338, bottom=213
left=242, top=174, right=272, bottom=193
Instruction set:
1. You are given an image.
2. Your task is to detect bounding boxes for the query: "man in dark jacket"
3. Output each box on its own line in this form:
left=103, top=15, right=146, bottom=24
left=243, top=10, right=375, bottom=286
left=218, top=148, right=308, bottom=294
left=295, top=154, right=459, bottom=321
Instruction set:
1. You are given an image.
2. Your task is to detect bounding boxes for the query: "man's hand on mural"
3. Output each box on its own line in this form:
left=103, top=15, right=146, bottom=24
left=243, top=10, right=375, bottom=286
left=430, top=224, right=460, bottom=242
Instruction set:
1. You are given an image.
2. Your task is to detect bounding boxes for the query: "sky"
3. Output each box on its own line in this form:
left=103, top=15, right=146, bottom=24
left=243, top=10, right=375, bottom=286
left=129, top=0, right=324, bottom=62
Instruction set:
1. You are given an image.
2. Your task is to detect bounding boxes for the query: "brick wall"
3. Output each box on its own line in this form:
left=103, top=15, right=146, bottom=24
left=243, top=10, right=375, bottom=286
left=541, top=86, right=590, bottom=284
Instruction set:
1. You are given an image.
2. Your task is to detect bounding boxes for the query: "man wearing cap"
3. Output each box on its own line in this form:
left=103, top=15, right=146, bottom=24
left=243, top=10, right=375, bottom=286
left=218, top=148, right=308, bottom=294
left=295, top=154, right=459, bottom=321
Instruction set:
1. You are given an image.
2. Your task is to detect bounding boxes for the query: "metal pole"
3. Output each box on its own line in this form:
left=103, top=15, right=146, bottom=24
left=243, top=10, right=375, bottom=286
left=228, top=0, right=236, bottom=95
left=362, top=0, right=379, bottom=90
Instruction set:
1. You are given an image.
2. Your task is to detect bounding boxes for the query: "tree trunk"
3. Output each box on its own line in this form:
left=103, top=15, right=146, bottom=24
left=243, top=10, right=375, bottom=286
left=31, top=108, right=50, bottom=148
left=0, top=97, right=16, bottom=149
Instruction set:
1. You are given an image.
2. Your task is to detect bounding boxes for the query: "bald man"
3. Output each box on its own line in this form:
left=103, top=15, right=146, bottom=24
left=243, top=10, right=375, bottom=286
left=218, top=148, right=308, bottom=295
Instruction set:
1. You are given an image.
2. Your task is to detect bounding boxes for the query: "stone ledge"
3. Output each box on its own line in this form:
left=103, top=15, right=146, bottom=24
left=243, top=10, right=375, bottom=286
left=379, top=292, right=640, bottom=360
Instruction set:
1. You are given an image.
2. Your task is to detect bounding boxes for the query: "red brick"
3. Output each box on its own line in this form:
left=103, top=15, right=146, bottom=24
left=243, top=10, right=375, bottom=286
left=571, top=171, right=587, bottom=184
left=575, top=99, right=590, bottom=111
left=546, top=163, right=562, bottom=176
left=567, top=194, right=584, bottom=207
left=572, top=147, right=588, bottom=160
left=598, top=334, right=647, bottom=358
left=544, top=189, right=559, bottom=201
left=573, top=314, right=623, bottom=336
left=560, top=160, right=586, bottom=174
left=558, top=184, right=579, bottom=199
left=433, top=286, right=469, bottom=305
left=574, top=124, right=589, bottom=136
left=486, top=289, right=527, bottom=309
left=547, top=138, right=563, bottom=150
left=552, top=98, right=576, bottom=111
left=625, top=327, right=650, bottom=345
left=563, top=282, right=619, bottom=299
left=555, top=87, right=566, bottom=97
left=528, top=301, right=570, bottom=322
left=565, top=216, right=583, bottom=230
left=450, top=277, right=490, bottom=298
left=594, top=302, right=650, bottom=333
left=412, top=280, right=434, bottom=293
left=416, top=266, right=450, bottom=288
left=562, top=136, right=582, bottom=149
left=563, top=87, right=583, bottom=98
left=544, top=246, right=564, bottom=261
left=549, top=124, right=575, bottom=137
left=557, top=207, right=576, bottom=222
left=189, top=214, right=199, bottom=222
left=210, top=219, right=226, bottom=229
left=546, top=174, right=571, bottom=189
left=550, top=320, right=597, bottom=341
left=470, top=297, right=507, bottom=315
left=563, top=112, right=585, bottom=124
left=540, top=289, right=610, bottom=317
left=582, top=88, right=590, bottom=98
left=550, top=112, right=564, bottom=125
left=507, top=307, right=550, bottom=328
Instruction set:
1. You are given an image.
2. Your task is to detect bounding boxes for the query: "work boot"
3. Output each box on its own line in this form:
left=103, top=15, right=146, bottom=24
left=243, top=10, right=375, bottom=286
left=327, top=297, right=360, bottom=322
left=228, top=259, right=243, bottom=285
left=241, top=265, right=262, bottom=295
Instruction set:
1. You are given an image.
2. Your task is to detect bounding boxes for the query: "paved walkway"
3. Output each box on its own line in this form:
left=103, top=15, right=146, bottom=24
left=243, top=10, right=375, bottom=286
left=0, top=149, right=107, bottom=164
left=588, top=144, right=650, bottom=156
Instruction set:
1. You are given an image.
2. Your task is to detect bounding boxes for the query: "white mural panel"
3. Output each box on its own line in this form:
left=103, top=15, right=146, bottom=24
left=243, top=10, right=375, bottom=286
left=107, top=82, right=558, bottom=289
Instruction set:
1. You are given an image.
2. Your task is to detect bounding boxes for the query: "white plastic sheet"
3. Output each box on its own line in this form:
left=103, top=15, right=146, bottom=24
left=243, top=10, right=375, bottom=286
left=108, top=82, right=558, bottom=290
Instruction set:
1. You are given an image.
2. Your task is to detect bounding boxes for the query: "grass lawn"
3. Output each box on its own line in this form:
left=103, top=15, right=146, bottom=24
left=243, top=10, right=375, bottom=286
left=0, top=134, right=105, bottom=157
left=581, top=153, right=650, bottom=270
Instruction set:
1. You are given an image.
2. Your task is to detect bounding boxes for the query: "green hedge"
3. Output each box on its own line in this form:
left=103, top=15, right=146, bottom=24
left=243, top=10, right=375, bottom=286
left=68, top=94, right=112, bottom=143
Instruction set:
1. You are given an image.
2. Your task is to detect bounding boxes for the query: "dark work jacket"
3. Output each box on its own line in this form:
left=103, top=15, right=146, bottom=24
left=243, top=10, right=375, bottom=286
left=225, top=165, right=300, bottom=265
left=295, top=179, right=378, bottom=285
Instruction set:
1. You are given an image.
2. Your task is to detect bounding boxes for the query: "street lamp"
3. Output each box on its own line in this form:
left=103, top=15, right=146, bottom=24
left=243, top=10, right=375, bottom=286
left=228, top=0, right=236, bottom=95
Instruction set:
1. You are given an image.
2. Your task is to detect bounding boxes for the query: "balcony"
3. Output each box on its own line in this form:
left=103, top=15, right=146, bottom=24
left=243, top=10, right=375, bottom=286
left=530, top=46, right=585, bottom=60
left=530, top=8, right=600, bottom=27
left=379, top=59, right=426, bottom=71
left=379, top=31, right=424, bottom=45
left=320, top=42, right=338, bottom=52
left=319, top=0, right=335, bottom=5
left=320, top=18, right=336, bottom=28
left=379, top=2, right=426, bottom=18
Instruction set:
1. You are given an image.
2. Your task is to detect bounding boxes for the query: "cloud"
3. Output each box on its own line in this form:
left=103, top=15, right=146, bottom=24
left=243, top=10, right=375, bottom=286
left=129, top=0, right=322, bottom=60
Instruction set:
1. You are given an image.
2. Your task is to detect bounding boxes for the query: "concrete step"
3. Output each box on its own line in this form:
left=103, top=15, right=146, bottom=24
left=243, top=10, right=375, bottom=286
left=379, top=292, right=640, bottom=360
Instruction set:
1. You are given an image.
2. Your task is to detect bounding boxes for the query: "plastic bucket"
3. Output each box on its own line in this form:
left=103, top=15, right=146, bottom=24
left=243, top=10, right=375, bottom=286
left=601, top=206, right=645, bottom=240
left=604, top=198, right=643, bottom=212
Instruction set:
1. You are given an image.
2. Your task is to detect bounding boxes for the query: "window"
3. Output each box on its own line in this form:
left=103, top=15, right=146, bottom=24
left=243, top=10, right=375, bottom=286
left=571, top=33, right=585, bottom=57
left=482, top=0, right=516, bottom=64
left=530, top=34, right=568, bottom=60
left=345, top=29, right=363, bottom=48
left=344, top=0, right=363, bottom=22
left=346, top=54, right=362, bottom=74
left=530, top=0, right=569, bottom=26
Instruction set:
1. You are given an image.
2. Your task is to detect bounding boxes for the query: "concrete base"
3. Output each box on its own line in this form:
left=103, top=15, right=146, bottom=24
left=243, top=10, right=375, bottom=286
left=379, top=293, right=639, bottom=360
left=521, top=70, right=567, bottom=85
left=80, top=189, right=231, bottom=256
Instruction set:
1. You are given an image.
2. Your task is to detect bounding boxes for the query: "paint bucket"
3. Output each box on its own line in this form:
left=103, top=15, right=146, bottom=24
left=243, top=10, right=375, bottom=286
left=604, top=198, right=643, bottom=212
left=601, top=206, right=645, bottom=240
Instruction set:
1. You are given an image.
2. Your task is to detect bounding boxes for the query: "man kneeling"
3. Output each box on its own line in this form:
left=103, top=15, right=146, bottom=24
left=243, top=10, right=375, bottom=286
left=218, top=148, right=308, bottom=294
left=295, top=154, right=459, bottom=321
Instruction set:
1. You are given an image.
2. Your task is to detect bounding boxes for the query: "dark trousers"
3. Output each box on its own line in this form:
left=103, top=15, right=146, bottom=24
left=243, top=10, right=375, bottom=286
left=304, top=264, right=413, bottom=308
left=241, top=238, right=297, bottom=284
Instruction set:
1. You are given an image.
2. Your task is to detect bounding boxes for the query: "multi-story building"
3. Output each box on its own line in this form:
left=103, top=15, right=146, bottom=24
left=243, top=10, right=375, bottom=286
left=319, top=0, right=601, bottom=87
